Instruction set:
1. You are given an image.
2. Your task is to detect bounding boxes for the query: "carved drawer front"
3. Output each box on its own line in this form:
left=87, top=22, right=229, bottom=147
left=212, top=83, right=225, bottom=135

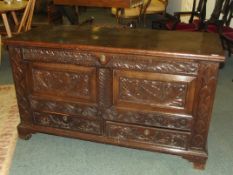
left=106, top=122, right=190, bottom=149
left=103, top=107, right=192, bottom=131
left=33, top=112, right=102, bottom=135
left=27, top=63, right=97, bottom=104
left=30, top=98, right=99, bottom=119
left=113, top=70, right=197, bottom=114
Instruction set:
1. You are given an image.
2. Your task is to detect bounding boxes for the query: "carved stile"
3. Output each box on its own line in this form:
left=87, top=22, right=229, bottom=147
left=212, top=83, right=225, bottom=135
left=8, top=47, right=32, bottom=123
left=191, top=63, right=219, bottom=150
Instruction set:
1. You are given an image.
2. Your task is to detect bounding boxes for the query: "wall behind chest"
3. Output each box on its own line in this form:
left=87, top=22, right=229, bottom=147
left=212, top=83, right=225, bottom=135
left=167, top=0, right=216, bottom=22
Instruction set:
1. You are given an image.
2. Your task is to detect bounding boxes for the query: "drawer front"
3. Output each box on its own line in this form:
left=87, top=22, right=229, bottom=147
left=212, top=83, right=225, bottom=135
left=27, top=63, right=97, bottom=104
left=33, top=112, right=102, bottom=135
left=103, top=107, right=192, bottom=131
left=106, top=122, right=190, bottom=149
left=30, top=98, right=98, bottom=119
left=113, top=70, right=197, bottom=114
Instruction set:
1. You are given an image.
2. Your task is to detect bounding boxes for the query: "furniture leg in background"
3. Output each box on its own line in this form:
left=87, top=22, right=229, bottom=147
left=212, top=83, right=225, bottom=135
left=17, top=0, right=36, bottom=33
left=0, top=35, right=1, bottom=64
left=0, top=1, right=28, bottom=37
left=0, top=0, right=36, bottom=38
left=1, top=13, right=12, bottom=37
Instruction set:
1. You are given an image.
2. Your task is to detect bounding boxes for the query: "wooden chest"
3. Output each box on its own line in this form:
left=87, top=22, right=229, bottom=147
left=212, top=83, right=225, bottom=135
left=4, top=26, right=224, bottom=169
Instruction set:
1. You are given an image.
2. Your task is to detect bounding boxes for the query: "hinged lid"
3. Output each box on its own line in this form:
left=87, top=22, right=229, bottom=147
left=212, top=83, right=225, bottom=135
left=4, top=26, right=225, bottom=62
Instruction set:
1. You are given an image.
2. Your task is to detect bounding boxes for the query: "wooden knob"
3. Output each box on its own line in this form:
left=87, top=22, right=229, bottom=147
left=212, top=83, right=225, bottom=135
left=144, top=129, right=150, bottom=136
left=99, top=54, right=106, bottom=64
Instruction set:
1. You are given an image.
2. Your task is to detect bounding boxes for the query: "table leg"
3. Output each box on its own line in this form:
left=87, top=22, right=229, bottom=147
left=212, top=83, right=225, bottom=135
left=1, top=13, right=12, bottom=37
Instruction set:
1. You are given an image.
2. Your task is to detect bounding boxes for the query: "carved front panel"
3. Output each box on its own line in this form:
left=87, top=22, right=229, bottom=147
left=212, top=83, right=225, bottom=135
left=28, top=63, right=97, bottom=103
left=119, top=77, right=187, bottom=107
left=33, top=112, right=101, bottom=135
left=113, top=70, right=197, bottom=114
left=106, top=122, right=190, bottom=149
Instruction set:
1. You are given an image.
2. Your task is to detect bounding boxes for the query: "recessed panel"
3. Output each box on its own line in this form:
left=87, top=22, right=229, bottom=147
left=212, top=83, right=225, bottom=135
left=113, top=70, right=197, bottom=114
left=28, top=63, right=97, bottom=103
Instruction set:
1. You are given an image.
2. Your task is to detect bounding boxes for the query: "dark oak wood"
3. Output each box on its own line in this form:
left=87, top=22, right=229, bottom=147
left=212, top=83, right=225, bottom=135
left=4, top=26, right=224, bottom=170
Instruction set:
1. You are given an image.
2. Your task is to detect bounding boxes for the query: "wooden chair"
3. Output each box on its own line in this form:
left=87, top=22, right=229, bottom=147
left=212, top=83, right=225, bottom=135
left=18, top=0, right=36, bottom=33
left=204, top=0, right=231, bottom=33
left=111, top=2, right=144, bottom=27
left=0, top=0, right=35, bottom=37
left=219, top=0, right=233, bottom=56
left=166, top=0, right=207, bottom=31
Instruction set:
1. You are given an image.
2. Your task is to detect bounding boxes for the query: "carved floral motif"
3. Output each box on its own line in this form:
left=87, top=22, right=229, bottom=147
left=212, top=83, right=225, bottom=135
left=103, top=107, right=192, bottom=131
left=22, top=47, right=198, bottom=75
left=32, top=69, right=91, bottom=98
left=8, top=47, right=32, bottom=122
left=191, top=63, right=219, bottom=149
left=30, top=99, right=98, bottom=118
left=34, top=112, right=101, bottom=134
left=107, top=55, right=199, bottom=75
left=119, top=77, right=187, bottom=108
left=106, top=123, right=190, bottom=149
left=22, top=48, right=99, bottom=66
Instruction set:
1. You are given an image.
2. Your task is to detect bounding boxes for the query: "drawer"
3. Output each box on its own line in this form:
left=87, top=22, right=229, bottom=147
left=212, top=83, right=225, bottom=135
left=27, top=63, right=97, bottom=104
left=113, top=70, right=197, bottom=114
left=30, top=98, right=98, bottom=119
left=103, top=107, right=192, bottom=131
left=106, top=122, right=190, bottom=149
left=33, top=112, right=102, bottom=135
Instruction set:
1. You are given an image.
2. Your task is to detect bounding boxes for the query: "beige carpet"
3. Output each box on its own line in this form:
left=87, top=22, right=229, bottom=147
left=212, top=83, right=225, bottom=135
left=0, top=85, right=19, bottom=175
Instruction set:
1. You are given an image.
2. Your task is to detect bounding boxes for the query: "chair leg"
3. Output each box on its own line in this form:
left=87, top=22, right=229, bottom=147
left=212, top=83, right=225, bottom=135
left=226, top=41, right=232, bottom=57
left=0, top=35, right=2, bottom=64
left=11, top=11, right=19, bottom=26
left=1, top=13, right=12, bottom=37
left=26, top=0, right=36, bottom=31
left=17, top=0, right=32, bottom=33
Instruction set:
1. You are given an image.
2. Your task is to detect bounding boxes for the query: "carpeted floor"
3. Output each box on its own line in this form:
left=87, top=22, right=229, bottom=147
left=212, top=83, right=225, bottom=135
left=0, top=8, right=233, bottom=175
left=0, top=85, right=19, bottom=175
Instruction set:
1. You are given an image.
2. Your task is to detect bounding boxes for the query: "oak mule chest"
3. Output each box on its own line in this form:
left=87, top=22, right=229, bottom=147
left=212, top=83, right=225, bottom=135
left=4, top=26, right=224, bottom=169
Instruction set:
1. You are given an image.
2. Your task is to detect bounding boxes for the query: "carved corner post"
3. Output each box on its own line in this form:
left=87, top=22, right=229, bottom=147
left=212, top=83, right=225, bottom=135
left=185, top=62, right=219, bottom=169
left=8, top=47, right=34, bottom=140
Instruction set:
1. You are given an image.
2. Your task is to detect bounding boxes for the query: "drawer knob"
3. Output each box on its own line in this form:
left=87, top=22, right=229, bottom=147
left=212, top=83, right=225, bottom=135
left=144, top=129, right=150, bottom=136
left=99, top=54, right=106, bottom=64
